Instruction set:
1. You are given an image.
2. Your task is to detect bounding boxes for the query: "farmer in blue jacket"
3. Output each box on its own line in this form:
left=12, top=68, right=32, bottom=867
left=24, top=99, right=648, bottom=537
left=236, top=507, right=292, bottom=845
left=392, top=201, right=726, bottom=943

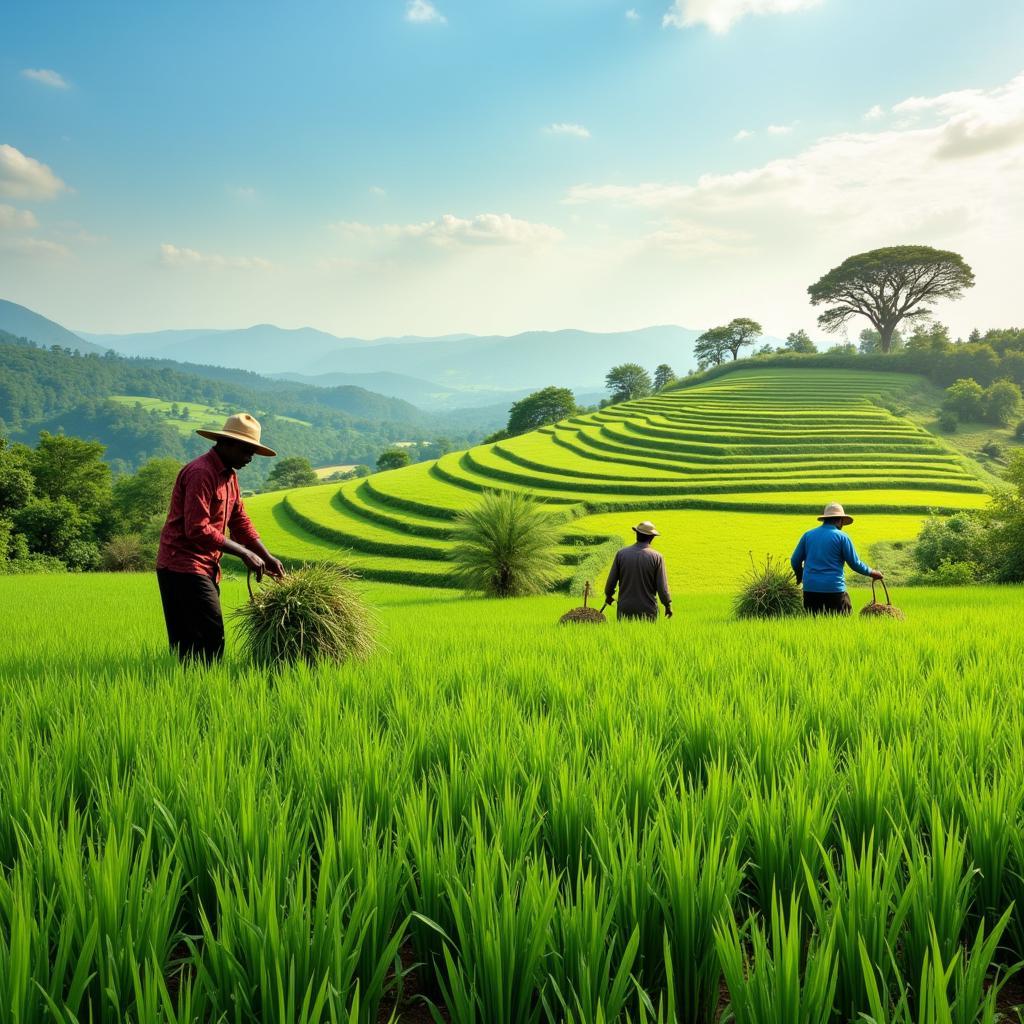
left=791, top=502, right=884, bottom=616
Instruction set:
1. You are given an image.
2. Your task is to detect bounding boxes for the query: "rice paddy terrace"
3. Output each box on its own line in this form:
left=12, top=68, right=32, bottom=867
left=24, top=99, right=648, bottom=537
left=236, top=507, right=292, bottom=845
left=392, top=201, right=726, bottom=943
left=247, top=368, right=990, bottom=589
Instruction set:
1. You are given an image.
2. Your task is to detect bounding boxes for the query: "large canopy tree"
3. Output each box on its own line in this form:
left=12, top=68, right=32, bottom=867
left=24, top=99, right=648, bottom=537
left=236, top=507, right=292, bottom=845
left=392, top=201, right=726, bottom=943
left=506, top=386, right=578, bottom=436
left=808, top=245, right=975, bottom=353
left=605, top=363, right=653, bottom=403
left=695, top=318, right=762, bottom=368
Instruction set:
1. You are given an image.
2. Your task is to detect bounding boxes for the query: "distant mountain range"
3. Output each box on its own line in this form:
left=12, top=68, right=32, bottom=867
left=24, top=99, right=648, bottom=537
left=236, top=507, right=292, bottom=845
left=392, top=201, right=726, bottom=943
left=77, top=323, right=705, bottom=405
left=2, top=298, right=709, bottom=413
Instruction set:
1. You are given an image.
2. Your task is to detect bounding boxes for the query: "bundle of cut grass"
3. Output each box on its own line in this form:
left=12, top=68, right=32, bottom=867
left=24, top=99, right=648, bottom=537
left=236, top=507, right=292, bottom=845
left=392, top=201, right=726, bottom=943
left=559, top=581, right=607, bottom=625
left=233, top=564, right=378, bottom=668
left=734, top=554, right=804, bottom=620
left=860, top=578, right=905, bottom=620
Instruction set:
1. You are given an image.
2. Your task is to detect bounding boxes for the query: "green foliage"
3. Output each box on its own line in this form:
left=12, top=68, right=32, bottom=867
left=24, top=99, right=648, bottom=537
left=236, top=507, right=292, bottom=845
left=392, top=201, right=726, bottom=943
left=101, top=533, right=148, bottom=571
left=653, top=364, right=676, bottom=390
left=506, top=386, right=579, bottom=436
left=694, top=319, right=762, bottom=367
left=937, top=411, right=958, bottom=433
left=29, top=432, right=112, bottom=524
left=808, top=245, right=975, bottom=352
left=112, top=457, right=180, bottom=532
left=265, top=454, right=319, bottom=491
left=12, top=496, right=101, bottom=570
left=1015, top=419, right=1024, bottom=440
left=376, top=448, right=412, bottom=471
left=449, top=490, right=563, bottom=596
left=983, top=378, right=1023, bottom=425
left=943, top=378, right=985, bottom=420
left=912, top=513, right=987, bottom=575
left=734, top=555, right=804, bottom=619
left=860, top=327, right=905, bottom=354
left=232, top=564, right=378, bottom=668
left=784, top=329, right=817, bottom=354
left=605, top=363, right=653, bottom=403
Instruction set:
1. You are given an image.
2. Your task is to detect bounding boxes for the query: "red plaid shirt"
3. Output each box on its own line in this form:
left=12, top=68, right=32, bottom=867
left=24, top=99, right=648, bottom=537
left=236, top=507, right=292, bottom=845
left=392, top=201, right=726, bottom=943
left=156, top=449, right=261, bottom=582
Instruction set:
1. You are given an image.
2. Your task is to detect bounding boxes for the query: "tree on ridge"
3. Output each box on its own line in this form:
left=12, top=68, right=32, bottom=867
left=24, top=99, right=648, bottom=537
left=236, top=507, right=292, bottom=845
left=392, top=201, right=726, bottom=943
left=808, top=245, right=975, bottom=354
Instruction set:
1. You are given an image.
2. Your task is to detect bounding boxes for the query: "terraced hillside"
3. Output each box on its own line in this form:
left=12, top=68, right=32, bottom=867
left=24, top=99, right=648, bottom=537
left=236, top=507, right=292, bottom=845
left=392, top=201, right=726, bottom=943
left=247, top=369, right=990, bottom=590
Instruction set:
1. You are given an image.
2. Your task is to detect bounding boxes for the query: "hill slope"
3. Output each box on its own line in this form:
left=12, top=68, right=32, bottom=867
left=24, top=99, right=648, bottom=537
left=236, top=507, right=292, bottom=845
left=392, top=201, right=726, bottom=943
left=0, top=299, right=106, bottom=354
left=246, top=367, right=989, bottom=590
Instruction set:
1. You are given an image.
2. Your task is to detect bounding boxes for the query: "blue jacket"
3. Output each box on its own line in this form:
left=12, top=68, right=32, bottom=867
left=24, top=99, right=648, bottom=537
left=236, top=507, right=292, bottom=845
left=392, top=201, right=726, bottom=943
left=790, top=523, right=873, bottom=593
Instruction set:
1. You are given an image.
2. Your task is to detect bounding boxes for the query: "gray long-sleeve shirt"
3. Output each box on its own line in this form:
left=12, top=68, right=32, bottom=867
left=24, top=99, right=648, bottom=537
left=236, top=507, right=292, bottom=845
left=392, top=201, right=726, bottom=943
left=605, top=542, right=671, bottom=620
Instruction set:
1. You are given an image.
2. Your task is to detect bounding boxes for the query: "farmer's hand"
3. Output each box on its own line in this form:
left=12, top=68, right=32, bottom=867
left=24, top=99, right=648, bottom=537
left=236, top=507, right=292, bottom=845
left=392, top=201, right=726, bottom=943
left=241, top=549, right=266, bottom=581
left=870, top=569, right=885, bottom=581
left=664, top=605, right=673, bottom=619
left=265, top=555, right=286, bottom=580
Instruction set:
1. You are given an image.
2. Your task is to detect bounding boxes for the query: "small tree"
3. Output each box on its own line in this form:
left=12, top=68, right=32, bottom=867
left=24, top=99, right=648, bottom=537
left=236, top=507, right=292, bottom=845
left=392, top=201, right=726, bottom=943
left=449, top=490, right=562, bottom=597
left=265, top=455, right=319, bottom=491
left=859, top=327, right=904, bottom=355
left=808, top=245, right=975, bottom=353
left=506, top=386, right=578, bottom=436
left=943, top=378, right=985, bottom=421
left=605, top=364, right=653, bottom=403
left=721, top=317, right=763, bottom=360
left=113, top=457, right=181, bottom=532
left=983, top=380, right=1023, bottom=426
left=694, top=327, right=730, bottom=370
left=783, top=329, right=817, bottom=354
left=653, top=364, right=676, bottom=390
left=376, top=448, right=412, bottom=472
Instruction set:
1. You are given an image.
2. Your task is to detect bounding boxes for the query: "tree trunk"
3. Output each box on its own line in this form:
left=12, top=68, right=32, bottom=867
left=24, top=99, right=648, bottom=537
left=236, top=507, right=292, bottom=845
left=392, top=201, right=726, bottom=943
left=879, top=325, right=896, bottom=354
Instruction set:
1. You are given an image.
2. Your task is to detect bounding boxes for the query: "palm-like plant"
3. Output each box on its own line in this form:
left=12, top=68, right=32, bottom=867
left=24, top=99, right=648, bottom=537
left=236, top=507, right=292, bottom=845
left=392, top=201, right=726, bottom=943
left=449, top=490, right=562, bottom=597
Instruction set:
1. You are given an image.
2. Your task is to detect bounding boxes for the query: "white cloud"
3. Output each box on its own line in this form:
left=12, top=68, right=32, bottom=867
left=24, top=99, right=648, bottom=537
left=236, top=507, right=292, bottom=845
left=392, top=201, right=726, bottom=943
left=546, top=122, right=591, bottom=139
left=767, top=123, right=795, bottom=135
left=406, top=0, right=446, bottom=24
left=0, top=236, right=71, bottom=259
left=0, top=144, right=68, bottom=200
left=864, top=104, right=885, bottom=121
left=626, top=8, right=641, bottom=19
left=331, top=212, right=563, bottom=248
left=21, top=68, right=70, bottom=89
left=565, top=69, right=1024, bottom=264
left=159, top=243, right=272, bottom=270
left=663, top=0, right=821, bottom=33
left=733, top=128, right=754, bottom=141
left=0, top=204, right=38, bottom=230
left=229, top=185, right=257, bottom=201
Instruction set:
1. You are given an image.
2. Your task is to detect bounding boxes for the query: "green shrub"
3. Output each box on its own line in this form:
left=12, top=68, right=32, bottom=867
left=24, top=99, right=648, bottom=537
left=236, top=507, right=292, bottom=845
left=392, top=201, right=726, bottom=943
left=937, top=411, right=958, bottom=433
left=449, top=490, right=563, bottom=597
left=101, top=533, right=147, bottom=572
left=1015, top=420, right=1024, bottom=440
left=912, top=512, right=987, bottom=573
left=734, top=555, right=804, bottom=619
left=912, top=559, right=982, bottom=586
left=981, top=439, right=1004, bottom=460
left=232, top=564, right=378, bottom=667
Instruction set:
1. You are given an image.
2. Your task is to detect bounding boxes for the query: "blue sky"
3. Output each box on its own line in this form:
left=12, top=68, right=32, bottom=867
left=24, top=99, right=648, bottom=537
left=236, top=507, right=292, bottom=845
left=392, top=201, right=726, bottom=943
left=2, top=0, right=1023, bottom=339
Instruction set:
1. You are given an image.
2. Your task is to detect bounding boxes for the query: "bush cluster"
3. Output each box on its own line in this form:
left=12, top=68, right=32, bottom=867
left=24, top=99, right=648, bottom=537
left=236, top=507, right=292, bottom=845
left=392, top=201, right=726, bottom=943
left=942, top=377, right=1023, bottom=426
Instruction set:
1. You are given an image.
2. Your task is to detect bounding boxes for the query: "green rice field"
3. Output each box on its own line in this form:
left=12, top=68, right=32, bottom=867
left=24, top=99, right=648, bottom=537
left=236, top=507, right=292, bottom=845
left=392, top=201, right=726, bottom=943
left=111, top=396, right=312, bottom=433
left=246, top=369, right=989, bottom=591
left=3, top=574, right=1024, bottom=1022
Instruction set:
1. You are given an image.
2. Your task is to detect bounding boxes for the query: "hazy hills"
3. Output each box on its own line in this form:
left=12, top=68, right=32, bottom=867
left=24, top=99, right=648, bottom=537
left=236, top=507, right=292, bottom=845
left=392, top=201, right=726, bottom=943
left=76, top=322, right=702, bottom=408
left=0, top=299, right=107, bottom=355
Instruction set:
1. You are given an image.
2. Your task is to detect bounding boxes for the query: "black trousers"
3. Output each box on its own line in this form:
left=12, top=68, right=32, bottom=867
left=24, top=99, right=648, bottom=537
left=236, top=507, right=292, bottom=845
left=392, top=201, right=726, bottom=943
left=156, top=569, right=225, bottom=664
left=803, top=590, right=852, bottom=617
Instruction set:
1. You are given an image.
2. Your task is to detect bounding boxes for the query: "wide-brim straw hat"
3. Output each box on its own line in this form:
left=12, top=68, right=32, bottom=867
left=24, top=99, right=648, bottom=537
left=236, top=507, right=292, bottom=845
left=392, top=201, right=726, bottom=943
left=197, top=413, right=277, bottom=457
left=633, top=520, right=660, bottom=536
left=817, top=501, right=853, bottom=525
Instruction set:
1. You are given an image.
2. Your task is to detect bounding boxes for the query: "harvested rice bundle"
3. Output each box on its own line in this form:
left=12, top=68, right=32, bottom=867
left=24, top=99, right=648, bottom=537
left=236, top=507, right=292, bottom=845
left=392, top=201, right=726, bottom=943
left=734, top=554, right=804, bottom=620
left=233, top=564, right=378, bottom=668
left=860, top=579, right=905, bottom=620
left=559, top=581, right=607, bottom=625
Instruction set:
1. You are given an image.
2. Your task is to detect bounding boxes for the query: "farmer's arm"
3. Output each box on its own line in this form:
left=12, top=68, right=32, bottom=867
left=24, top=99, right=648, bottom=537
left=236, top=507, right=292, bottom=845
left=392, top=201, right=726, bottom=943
left=604, top=553, right=620, bottom=604
left=183, top=472, right=265, bottom=575
left=657, top=556, right=672, bottom=618
left=229, top=494, right=284, bottom=578
left=842, top=534, right=882, bottom=579
left=790, top=534, right=806, bottom=585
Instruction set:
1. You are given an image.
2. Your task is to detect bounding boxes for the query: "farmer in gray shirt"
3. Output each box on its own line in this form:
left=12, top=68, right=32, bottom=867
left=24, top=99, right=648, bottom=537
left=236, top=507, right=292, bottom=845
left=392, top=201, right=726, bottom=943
left=604, top=520, right=673, bottom=621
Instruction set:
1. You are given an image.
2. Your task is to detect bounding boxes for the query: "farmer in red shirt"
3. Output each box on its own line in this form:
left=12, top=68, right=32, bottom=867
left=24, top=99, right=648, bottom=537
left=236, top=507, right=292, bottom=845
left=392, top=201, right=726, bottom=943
left=157, top=413, right=285, bottom=663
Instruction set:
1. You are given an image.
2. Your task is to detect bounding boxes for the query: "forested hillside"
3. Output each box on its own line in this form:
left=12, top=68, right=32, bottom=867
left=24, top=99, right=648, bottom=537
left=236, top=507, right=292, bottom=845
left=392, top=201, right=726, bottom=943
left=0, top=332, right=484, bottom=484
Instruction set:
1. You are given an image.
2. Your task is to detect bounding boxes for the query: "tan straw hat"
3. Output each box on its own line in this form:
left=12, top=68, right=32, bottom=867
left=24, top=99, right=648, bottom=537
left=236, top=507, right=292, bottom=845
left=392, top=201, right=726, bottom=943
left=196, top=413, right=277, bottom=457
left=633, top=520, right=660, bottom=536
left=818, top=501, right=853, bottom=525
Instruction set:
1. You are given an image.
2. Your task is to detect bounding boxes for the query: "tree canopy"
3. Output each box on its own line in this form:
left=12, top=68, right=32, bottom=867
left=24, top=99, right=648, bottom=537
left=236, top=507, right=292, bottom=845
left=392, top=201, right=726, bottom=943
left=605, top=364, right=653, bottom=403
left=506, top=387, right=578, bottom=436
left=376, top=448, right=412, bottom=471
left=808, top=245, right=975, bottom=353
left=696, top=319, right=763, bottom=368
left=783, top=330, right=817, bottom=354
left=266, top=455, right=319, bottom=491
left=653, top=364, right=676, bottom=390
